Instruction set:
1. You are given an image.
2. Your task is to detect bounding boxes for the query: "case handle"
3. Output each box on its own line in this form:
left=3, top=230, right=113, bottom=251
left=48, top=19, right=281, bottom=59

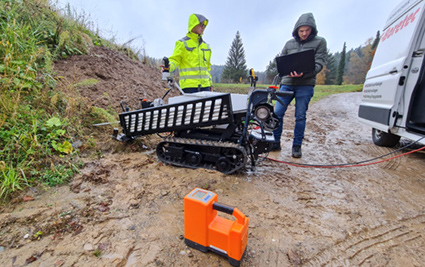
left=213, top=202, right=234, bottom=215
left=213, top=202, right=246, bottom=225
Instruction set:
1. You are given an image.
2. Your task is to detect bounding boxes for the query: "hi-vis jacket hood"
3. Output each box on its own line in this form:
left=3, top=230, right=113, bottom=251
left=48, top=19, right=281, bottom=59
left=168, top=14, right=212, bottom=90
left=188, top=13, right=208, bottom=33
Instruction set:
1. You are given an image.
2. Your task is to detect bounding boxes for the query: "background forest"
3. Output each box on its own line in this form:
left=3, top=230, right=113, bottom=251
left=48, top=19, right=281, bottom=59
left=212, top=31, right=381, bottom=86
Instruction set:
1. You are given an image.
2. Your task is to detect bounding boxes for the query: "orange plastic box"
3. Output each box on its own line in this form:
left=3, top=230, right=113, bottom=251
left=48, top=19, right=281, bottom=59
left=184, top=188, right=249, bottom=266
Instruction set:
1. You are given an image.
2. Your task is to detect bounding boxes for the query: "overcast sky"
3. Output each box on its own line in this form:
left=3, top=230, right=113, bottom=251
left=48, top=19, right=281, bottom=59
left=55, top=0, right=402, bottom=72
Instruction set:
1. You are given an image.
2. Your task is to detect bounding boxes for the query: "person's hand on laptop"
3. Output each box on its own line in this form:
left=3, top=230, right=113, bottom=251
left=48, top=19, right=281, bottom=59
left=288, top=71, right=304, bottom=77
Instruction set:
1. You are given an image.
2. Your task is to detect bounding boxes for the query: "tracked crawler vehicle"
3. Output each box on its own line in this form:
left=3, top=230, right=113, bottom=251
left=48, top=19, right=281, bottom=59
left=115, top=77, right=292, bottom=174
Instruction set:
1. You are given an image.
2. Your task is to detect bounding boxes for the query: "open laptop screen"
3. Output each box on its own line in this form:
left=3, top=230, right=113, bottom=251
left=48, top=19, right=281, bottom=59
left=276, top=49, right=315, bottom=76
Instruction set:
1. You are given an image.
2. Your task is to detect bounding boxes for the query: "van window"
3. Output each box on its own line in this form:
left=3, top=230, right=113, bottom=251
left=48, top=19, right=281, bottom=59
left=370, top=5, right=423, bottom=70
left=420, top=30, right=425, bottom=49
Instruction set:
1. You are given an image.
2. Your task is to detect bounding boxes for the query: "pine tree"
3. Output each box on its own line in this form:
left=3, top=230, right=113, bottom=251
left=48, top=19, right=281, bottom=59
left=369, top=31, right=380, bottom=70
left=222, top=31, right=248, bottom=83
left=335, top=42, right=346, bottom=85
left=325, top=51, right=337, bottom=85
left=265, top=55, right=279, bottom=84
left=372, top=31, right=380, bottom=50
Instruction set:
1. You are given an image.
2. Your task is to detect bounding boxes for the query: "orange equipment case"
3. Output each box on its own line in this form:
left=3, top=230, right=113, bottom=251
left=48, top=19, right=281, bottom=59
left=184, top=188, right=249, bottom=266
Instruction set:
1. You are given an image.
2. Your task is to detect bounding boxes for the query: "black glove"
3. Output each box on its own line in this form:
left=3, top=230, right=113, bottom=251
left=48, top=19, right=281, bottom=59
left=162, top=57, right=170, bottom=72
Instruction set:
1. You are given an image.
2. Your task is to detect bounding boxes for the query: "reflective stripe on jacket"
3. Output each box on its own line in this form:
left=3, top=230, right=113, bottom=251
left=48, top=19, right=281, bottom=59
left=169, top=14, right=212, bottom=89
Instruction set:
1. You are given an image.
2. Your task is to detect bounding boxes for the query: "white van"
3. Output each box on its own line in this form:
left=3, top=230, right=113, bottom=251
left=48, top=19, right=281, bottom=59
left=358, top=0, right=425, bottom=146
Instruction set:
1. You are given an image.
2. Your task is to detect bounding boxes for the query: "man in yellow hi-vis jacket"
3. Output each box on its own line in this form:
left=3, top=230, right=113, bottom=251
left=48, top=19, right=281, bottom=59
left=167, top=14, right=212, bottom=93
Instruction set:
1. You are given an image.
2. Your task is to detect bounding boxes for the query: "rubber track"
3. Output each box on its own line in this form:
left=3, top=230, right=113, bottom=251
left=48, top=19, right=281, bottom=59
left=156, top=137, right=247, bottom=174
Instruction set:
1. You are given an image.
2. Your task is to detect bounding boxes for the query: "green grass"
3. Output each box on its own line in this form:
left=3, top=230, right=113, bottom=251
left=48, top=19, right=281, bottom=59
left=1, top=164, right=28, bottom=200
left=312, top=84, right=363, bottom=102
left=74, top=78, right=99, bottom=88
left=0, top=0, right=127, bottom=202
left=214, top=83, right=363, bottom=103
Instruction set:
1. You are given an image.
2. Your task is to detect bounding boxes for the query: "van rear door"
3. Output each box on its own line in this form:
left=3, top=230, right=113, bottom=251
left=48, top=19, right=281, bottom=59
left=405, top=19, right=425, bottom=134
left=359, top=0, right=425, bottom=131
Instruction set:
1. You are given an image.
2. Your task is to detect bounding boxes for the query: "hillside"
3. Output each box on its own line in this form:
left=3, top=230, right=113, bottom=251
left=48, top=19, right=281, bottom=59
left=54, top=46, right=179, bottom=112
left=0, top=0, right=180, bottom=202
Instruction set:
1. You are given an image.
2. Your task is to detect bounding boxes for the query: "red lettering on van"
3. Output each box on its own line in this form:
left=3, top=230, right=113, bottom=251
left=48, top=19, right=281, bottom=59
left=381, top=7, right=420, bottom=43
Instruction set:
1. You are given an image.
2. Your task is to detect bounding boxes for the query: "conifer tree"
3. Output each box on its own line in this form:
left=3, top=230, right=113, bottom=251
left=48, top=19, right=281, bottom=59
left=325, top=50, right=337, bottom=85
left=372, top=31, right=380, bottom=50
left=222, top=31, right=248, bottom=83
left=335, top=42, right=346, bottom=85
left=265, top=54, right=279, bottom=84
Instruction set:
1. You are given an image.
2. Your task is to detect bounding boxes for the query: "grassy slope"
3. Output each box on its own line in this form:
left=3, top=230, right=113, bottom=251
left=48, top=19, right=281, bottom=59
left=0, top=0, right=127, bottom=202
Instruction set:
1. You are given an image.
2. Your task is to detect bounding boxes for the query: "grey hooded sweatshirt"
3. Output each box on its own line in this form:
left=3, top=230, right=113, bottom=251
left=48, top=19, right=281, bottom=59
left=280, top=13, right=327, bottom=86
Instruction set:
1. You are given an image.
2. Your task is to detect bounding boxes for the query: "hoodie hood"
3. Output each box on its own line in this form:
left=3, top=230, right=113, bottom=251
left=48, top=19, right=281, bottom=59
left=292, top=13, right=318, bottom=42
left=188, top=13, right=208, bottom=33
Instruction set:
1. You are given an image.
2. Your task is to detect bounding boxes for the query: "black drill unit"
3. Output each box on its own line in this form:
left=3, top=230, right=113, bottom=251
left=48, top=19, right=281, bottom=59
left=115, top=80, right=291, bottom=174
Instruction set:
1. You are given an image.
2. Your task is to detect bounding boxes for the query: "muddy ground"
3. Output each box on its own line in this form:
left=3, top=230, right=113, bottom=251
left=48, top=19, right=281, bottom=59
left=1, top=47, right=425, bottom=267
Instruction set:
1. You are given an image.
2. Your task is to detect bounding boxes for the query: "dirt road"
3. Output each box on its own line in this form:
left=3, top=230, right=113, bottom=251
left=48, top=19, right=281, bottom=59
left=1, top=92, right=425, bottom=267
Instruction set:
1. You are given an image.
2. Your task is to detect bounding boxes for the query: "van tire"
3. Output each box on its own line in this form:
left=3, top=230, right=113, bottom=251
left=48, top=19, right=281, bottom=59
left=372, top=128, right=401, bottom=147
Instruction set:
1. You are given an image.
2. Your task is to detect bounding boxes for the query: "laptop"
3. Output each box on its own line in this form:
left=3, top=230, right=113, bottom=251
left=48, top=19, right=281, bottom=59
left=275, top=49, right=315, bottom=76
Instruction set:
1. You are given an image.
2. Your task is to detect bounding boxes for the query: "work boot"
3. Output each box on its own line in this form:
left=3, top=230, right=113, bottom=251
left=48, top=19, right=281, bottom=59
left=271, top=142, right=281, bottom=151
left=292, top=145, right=302, bottom=158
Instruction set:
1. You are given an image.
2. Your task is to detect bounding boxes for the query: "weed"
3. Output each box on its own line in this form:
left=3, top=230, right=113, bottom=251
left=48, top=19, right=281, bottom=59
left=202, top=183, right=210, bottom=190
left=40, top=164, right=76, bottom=186
left=0, top=164, right=28, bottom=201
left=73, top=79, right=99, bottom=88
left=58, top=210, right=72, bottom=218
left=93, top=248, right=102, bottom=258
left=33, top=231, right=43, bottom=240
left=91, top=106, right=118, bottom=125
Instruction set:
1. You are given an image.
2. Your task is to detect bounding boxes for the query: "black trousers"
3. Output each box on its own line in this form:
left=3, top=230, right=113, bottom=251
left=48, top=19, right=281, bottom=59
left=182, top=87, right=211, bottom=93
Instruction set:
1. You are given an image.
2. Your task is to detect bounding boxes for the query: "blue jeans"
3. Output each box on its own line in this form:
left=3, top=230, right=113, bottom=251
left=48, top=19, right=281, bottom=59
left=273, top=85, right=314, bottom=146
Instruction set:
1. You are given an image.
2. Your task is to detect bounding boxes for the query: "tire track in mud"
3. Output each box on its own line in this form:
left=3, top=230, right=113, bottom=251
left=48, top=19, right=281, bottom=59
left=265, top=238, right=291, bottom=266
left=303, top=214, right=425, bottom=266
left=367, top=145, right=403, bottom=171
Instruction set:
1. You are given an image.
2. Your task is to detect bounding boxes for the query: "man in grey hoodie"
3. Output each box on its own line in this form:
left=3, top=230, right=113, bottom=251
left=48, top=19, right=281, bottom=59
left=272, top=13, right=327, bottom=158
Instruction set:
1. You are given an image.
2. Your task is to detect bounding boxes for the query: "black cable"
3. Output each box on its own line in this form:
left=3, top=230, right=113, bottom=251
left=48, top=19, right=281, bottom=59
left=266, top=136, right=425, bottom=168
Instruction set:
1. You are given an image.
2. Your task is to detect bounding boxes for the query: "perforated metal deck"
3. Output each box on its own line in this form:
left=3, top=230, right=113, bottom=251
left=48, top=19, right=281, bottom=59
left=119, top=93, right=233, bottom=137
